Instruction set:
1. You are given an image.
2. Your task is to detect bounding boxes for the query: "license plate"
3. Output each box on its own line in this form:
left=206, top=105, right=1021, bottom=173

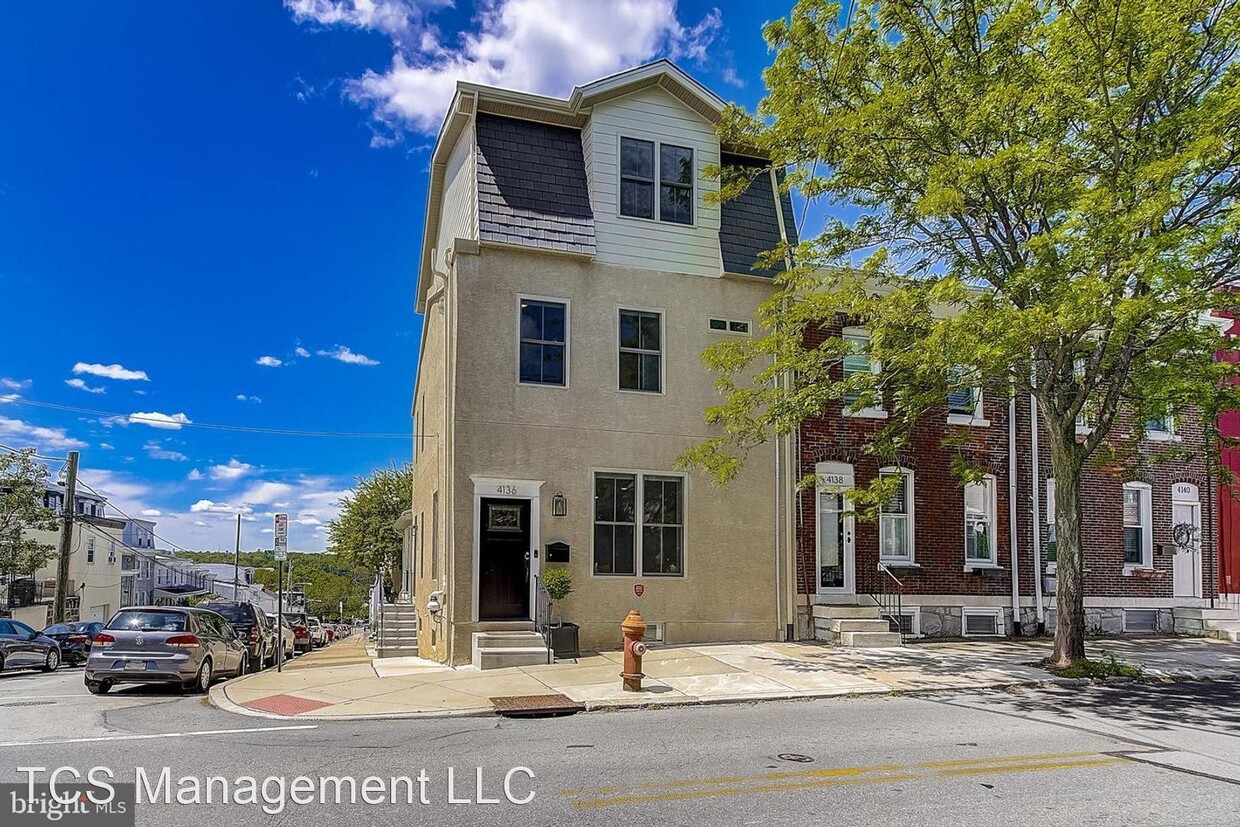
left=124, top=661, right=145, bottom=671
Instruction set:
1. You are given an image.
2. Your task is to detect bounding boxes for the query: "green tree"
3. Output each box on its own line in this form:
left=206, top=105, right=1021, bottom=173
left=684, top=0, right=1240, bottom=666
left=326, top=464, right=412, bottom=594
left=1, top=449, right=61, bottom=603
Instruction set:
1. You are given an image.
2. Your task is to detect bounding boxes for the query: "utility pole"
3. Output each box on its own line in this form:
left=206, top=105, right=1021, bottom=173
left=233, top=513, right=241, bottom=600
left=52, top=450, right=79, bottom=623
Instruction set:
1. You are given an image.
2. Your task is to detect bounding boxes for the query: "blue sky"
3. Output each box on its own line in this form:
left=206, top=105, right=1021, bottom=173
left=0, top=1, right=795, bottom=552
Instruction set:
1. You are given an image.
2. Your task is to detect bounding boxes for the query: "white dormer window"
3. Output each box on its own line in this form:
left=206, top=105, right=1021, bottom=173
left=619, top=137, right=693, bottom=225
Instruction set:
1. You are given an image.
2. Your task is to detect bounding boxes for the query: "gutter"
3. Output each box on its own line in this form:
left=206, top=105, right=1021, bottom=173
left=1030, top=389, right=1046, bottom=632
left=1009, top=384, right=1021, bottom=633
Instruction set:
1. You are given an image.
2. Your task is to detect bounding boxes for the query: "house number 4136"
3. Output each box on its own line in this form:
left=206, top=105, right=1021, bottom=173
left=496, top=485, right=518, bottom=496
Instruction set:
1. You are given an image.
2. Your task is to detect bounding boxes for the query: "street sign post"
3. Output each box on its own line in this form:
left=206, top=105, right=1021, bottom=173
left=274, top=513, right=288, bottom=561
left=274, top=513, right=288, bottom=672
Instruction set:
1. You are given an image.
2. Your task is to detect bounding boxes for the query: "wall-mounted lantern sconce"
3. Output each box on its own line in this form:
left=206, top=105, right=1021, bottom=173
left=551, top=491, right=568, bottom=517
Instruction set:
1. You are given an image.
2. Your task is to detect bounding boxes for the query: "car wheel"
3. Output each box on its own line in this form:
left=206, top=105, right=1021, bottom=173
left=190, top=660, right=213, bottom=694
left=42, top=649, right=60, bottom=672
left=236, top=653, right=249, bottom=678
left=0, top=653, right=5, bottom=674
left=86, top=680, right=111, bottom=695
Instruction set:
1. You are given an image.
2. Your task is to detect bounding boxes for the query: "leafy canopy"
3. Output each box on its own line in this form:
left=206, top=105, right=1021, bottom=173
left=1, top=449, right=61, bottom=580
left=325, top=463, right=412, bottom=583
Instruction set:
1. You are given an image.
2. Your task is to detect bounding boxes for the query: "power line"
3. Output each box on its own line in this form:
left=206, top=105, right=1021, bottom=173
left=8, top=399, right=412, bottom=440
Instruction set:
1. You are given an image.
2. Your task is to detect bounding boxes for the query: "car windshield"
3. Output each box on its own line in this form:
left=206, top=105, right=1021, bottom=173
left=202, top=604, right=251, bottom=623
left=107, top=611, right=188, bottom=632
left=43, top=624, right=74, bottom=635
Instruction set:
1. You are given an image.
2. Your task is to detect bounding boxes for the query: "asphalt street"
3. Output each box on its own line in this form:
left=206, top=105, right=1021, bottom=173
left=2, top=663, right=1239, bottom=826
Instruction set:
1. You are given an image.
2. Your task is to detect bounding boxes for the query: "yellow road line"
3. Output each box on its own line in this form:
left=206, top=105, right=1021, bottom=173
left=567, top=754, right=1125, bottom=809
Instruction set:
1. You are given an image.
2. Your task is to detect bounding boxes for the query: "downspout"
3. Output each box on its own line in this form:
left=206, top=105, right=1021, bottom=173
left=1008, top=383, right=1021, bottom=634
left=1030, top=389, right=1046, bottom=633
left=432, top=254, right=456, bottom=665
left=774, top=414, right=784, bottom=640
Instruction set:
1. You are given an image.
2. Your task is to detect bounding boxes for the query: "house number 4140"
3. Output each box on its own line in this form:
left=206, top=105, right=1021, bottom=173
left=496, top=485, right=518, bottom=496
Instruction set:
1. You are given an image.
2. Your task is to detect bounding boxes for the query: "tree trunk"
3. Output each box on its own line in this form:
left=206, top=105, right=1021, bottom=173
left=1048, top=440, right=1087, bottom=666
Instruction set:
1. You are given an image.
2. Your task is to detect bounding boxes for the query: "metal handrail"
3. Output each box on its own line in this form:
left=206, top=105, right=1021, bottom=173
left=533, top=574, right=552, bottom=664
left=870, top=562, right=906, bottom=642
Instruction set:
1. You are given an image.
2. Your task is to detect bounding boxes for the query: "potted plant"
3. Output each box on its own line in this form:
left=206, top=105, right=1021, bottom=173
left=541, top=567, right=578, bottom=658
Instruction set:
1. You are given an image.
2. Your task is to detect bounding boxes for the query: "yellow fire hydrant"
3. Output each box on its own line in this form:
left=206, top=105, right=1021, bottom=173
left=621, top=610, right=647, bottom=692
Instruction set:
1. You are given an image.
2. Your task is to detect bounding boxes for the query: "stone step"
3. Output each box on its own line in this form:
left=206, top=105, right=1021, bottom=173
left=812, top=605, right=883, bottom=620
left=838, top=630, right=904, bottom=648
left=832, top=618, right=894, bottom=633
left=377, top=644, right=420, bottom=658
left=1174, top=607, right=1240, bottom=621
left=472, top=632, right=547, bottom=650
left=1205, top=619, right=1240, bottom=632
left=474, top=646, right=551, bottom=670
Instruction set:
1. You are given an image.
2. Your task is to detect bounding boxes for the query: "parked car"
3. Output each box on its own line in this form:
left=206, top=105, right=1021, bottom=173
left=265, top=613, right=296, bottom=661
left=0, top=618, right=62, bottom=673
left=198, top=600, right=275, bottom=671
left=307, top=616, right=327, bottom=648
left=285, top=612, right=312, bottom=654
left=324, top=625, right=335, bottom=643
left=84, top=606, right=248, bottom=695
left=40, top=621, right=104, bottom=666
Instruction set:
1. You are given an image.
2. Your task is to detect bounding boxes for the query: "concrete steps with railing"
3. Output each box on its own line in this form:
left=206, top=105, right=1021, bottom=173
left=376, top=605, right=419, bottom=658
left=471, top=631, right=551, bottom=670
left=812, top=605, right=903, bottom=647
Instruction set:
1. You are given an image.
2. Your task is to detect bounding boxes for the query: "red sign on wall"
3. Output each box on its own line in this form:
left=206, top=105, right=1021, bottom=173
left=633, top=584, right=644, bottom=597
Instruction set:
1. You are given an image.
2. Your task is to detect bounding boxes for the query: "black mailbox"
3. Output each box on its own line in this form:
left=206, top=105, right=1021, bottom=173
left=546, top=541, right=570, bottom=563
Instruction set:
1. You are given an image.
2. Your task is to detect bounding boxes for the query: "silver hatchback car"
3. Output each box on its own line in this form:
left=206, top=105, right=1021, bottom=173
left=84, top=606, right=249, bottom=695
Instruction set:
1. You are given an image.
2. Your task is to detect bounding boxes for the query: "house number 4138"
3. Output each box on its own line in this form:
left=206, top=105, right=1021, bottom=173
left=496, top=485, right=518, bottom=496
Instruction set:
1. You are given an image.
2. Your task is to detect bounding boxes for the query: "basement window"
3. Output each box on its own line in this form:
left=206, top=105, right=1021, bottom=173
left=962, top=608, right=1003, bottom=637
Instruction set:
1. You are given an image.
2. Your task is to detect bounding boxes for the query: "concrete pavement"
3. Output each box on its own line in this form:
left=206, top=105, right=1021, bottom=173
left=211, top=634, right=1240, bottom=720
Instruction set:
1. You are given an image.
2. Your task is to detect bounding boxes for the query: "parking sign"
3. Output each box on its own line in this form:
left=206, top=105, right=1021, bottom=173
left=274, top=513, right=288, bottom=560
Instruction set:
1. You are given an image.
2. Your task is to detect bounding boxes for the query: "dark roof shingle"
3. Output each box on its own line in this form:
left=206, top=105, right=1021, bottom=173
left=475, top=113, right=595, bottom=255
left=718, top=154, right=797, bottom=278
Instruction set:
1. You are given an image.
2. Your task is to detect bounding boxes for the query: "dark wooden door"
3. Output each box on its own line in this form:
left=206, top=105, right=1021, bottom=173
left=478, top=498, right=531, bottom=620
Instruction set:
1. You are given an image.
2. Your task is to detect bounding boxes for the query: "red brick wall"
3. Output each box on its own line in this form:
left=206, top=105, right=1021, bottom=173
left=796, top=322, right=1217, bottom=600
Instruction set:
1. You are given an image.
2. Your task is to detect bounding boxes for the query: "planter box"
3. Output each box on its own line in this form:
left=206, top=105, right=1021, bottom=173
left=548, top=622, right=579, bottom=660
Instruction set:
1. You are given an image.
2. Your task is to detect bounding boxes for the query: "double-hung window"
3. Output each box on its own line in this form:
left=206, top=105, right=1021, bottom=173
left=1123, top=482, right=1153, bottom=568
left=518, top=298, right=568, bottom=386
left=619, top=309, right=662, bottom=393
left=619, top=137, right=693, bottom=225
left=947, top=366, right=984, bottom=423
left=1045, top=478, right=1058, bottom=565
left=1145, top=412, right=1175, bottom=440
left=964, top=475, right=997, bottom=566
left=879, top=468, right=914, bottom=562
left=593, top=472, right=685, bottom=576
left=842, top=328, right=883, bottom=416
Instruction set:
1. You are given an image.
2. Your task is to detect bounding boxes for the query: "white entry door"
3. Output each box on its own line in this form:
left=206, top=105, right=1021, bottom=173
left=816, top=462, right=855, bottom=595
left=1172, top=483, right=1202, bottom=599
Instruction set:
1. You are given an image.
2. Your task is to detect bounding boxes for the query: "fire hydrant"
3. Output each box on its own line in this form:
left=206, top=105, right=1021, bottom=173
left=621, top=610, right=647, bottom=692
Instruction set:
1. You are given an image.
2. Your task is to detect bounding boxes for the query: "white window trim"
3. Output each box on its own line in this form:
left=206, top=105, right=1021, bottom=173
left=515, top=294, right=571, bottom=389
left=617, top=306, right=666, bottom=396
left=961, top=606, right=1005, bottom=637
left=707, top=317, right=752, bottom=336
left=842, top=327, right=887, bottom=419
left=878, top=466, right=915, bottom=565
left=890, top=607, right=922, bottom=638
left=1122, top=481, right=1154, bottom=572
left=86, top=536, right=95, bottom=565
left=964, top=474, right=999, bottom=568
left=1145, top=415, right=1179, bottom=442
left=590, top=469, right=688, bottom=579
left=947, top=386, right=990, bottom=427
left=1045, top=478, right=1058, bottom=575
left=616, top=134, right=697, bottom=228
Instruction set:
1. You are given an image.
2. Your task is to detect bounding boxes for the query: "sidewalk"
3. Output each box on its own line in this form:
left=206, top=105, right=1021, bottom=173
left=210, top=635, right=1240, bottom=721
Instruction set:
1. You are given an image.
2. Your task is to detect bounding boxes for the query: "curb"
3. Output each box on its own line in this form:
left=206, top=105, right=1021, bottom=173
left=208, top=682, right=496, bottom=722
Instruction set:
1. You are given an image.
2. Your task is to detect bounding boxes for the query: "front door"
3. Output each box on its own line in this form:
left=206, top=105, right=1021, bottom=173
left=479, top=498, right=531, bottom=619
left=817, top=489, right=855, bottom=594
left=1173, top=487, right=1203, bottom=599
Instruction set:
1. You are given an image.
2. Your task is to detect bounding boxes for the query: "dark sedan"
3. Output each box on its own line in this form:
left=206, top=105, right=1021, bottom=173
left=41, top=621, right=104, bottom=666
left=0, top=618, right=62, bottom=673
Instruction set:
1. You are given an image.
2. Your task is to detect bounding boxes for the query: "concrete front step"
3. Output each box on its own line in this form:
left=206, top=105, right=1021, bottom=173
left=377, top=644, right=420, bottom=658
left=473, top=632, right=547, bottom=649
left=1174, top=607, right=1240, bottom=621
left=474, top=646, right=551, bottom=670
left=812, top=605, right=884, bottom=620
left=832, top=618, right=895, bottom=633
left=839, top=630, right=903, bottom=647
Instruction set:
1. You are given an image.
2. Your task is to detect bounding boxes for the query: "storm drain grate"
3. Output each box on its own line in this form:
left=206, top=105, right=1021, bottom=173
left=491, top=693, right=584, bottom=718
left=0, top=701, right=56, bottom=708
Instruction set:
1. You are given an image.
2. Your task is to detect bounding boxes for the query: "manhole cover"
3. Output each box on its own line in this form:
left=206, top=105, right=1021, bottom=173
left=0, top=701, right=55, bottom=708
left=777, top=753, right=815, bottom=763
left=491, top=693, right=584, bottom=718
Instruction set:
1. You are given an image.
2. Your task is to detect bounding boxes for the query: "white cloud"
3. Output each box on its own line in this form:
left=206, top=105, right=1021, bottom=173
left=65, top=378, right=106, bottom=394
left=0, top=415, right=87, bottom=450
left=209, top=459, right=253, bottom=480
left=190, top=499, right=253, bottom=515
left=73, top=362, right=149, bottom=381
left=0, top=378, right=31, bottom=391
left=144, top=441, right=189, bottom=462
left=289, top=0, right=722, bottom=139
left=256, top=356, right=283, bottom=367
left=187, top=468, right=204, bottom=481
left=140, top=509, right=162, bottom=517
left=235, top=394, right=263, bottom=403
left=193, top=520, right=207, bottom=527
left=129, top=411, right=191, bottom=430
left=0, top=394, right=19, bottom=404
left=241, top=481, right=296, bottom=504
left=316, top=345, right=380, bottom=366
left=99, top=443, right=115, bottom=451
left=261, top=528, right=275, bottom=535
left=295, top=347, right=311, bottom=358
